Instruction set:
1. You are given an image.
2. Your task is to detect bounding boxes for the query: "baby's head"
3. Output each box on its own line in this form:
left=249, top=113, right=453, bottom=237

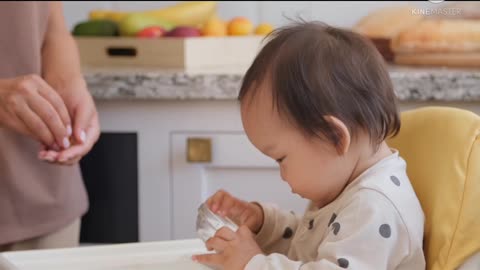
left=239, top=21, right=400, bottom=206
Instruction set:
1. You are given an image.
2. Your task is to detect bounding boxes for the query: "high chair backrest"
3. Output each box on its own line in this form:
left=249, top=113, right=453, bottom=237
left=387, top=106, right=480, bottom=270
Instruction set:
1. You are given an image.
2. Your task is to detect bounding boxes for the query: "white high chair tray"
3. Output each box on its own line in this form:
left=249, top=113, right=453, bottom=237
left=0, top=239, right=212, bottom=270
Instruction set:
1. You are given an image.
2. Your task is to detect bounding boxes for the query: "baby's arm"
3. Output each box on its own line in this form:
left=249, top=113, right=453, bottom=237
left=254, top=202, right=302, bottom=255
left=246, top=190, right=415, bottom=270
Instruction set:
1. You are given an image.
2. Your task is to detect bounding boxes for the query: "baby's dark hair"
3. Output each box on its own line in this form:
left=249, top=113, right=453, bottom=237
left=238, top=21, right=400, bottom=151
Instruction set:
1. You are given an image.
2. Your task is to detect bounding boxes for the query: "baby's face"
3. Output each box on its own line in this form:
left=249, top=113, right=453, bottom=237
left=240, top=84, right=355, bottom=207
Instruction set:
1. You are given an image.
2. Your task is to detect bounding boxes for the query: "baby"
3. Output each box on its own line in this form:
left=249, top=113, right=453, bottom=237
left=192, top=21, right=425, bottom=270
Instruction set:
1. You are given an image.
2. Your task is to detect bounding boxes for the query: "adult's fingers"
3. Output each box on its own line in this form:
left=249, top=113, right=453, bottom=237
left=14, top=101, right=56, bottom=146
left=26, top=91, right=70, bottom=148
left=33, top=75, right=72, bottom=136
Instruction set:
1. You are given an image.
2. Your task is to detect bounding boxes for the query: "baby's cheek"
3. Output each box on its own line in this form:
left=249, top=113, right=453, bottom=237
left=297, top=169, right=324, bottom=193
left=281, top=166, right=298, bottom=188
left=279, top=167, right=290, bottom=185
left=282, top=166, right=304, bottom=187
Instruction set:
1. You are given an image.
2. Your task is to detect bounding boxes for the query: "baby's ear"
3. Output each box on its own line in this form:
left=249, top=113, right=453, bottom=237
left=323, top=116, right=351, bottom=155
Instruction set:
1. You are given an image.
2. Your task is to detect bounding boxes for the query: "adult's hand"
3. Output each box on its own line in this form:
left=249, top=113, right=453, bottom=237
left=38, top=77, right=100, bottom=166
left=0, top=74, right=72, bottom=148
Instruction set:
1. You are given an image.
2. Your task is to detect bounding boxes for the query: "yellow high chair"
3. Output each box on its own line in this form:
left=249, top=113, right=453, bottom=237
left=387, top=106, right=480, bottom=270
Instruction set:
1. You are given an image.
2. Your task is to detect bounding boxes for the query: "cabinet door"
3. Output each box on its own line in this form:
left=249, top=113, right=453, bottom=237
left=171, top=132, right=310, bottom=240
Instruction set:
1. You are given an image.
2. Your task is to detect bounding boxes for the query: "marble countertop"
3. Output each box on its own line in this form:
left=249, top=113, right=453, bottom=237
left=84, top=66, right=480, bottom=102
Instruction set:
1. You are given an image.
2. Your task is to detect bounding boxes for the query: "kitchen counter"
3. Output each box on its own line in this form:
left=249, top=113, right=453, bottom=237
left=84, top=66, right=480, bottom=101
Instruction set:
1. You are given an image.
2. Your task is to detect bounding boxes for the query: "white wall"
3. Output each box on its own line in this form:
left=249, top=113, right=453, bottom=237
left=62, top=1, right=451, bottom=31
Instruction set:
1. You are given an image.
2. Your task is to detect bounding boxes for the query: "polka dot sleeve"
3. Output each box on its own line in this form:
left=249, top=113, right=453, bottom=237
left=254, top=202, right=301, bottom=255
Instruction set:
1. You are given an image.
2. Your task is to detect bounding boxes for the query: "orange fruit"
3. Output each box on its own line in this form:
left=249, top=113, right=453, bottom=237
left=227, top=17, right=253, bottom=36
left=202, top=17, right=227, bottom=36
left=255, top=23, right=274, bottom=35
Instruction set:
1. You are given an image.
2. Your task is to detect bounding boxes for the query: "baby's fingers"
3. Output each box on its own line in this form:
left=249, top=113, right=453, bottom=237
left=218, top=196, right=236, bottom=217
left=208, top=189, right=228, bottom=213
left=228, top=199, right=250, bottom=219
left=192, top=253, right=224, bottom=267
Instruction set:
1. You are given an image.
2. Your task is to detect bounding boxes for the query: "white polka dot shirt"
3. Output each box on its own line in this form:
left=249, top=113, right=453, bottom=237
left=246, top=150, right=426, bottom=270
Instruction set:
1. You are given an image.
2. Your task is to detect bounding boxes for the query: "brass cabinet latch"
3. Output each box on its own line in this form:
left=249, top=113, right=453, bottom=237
left=187, top=137, right=212, bottom=163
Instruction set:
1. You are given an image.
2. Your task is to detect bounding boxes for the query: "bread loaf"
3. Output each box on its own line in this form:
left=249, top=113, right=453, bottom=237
left=392, top=19, right=480, bottom=53
left=353, top=5, right=424, bottom=39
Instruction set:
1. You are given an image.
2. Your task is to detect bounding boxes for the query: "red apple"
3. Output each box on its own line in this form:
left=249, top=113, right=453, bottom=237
left=137, top=26, right=166, bottom=38
left=166, top=26, right=201, bottom=37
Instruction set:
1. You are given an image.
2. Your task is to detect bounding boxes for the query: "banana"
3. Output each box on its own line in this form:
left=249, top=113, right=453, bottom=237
left=88, top=1, right=217, bottom=26
left=143, top=1, right=217, bottom=27
left=88, top=10, right=111, bottom=20
left=89, top=10, right=128, bottom=22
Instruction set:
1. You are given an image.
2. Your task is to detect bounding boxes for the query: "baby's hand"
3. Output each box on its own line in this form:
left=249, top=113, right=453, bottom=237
left=193, top=226, right=263, bottom=270
left=207, top=189, right=264, bottom=234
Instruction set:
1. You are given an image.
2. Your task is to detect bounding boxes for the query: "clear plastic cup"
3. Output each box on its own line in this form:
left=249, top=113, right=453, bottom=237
left=196, top=202, right=239, bottom=242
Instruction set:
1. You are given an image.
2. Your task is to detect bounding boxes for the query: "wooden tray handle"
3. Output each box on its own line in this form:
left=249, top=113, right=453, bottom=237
left=106, top=47, right=137, bottom=57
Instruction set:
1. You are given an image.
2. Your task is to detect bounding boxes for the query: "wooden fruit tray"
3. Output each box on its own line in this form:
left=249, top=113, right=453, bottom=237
left=75, top=36, right=266, bottom=71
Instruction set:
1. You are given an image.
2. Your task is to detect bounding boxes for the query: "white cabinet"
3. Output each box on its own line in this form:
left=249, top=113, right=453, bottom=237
left=171, top=132, right=309, bottom=239
left=96, top=99, right=309, bottom=242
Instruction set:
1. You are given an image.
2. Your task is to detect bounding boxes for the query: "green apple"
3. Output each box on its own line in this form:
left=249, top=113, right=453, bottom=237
left=72, top=20, right=119, bottom=36
left=119, top=13, right=175, bottom=36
